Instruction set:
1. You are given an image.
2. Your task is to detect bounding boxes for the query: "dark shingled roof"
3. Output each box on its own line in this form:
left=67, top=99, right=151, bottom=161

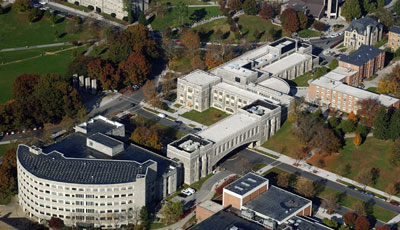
left=85, top=119, right=116, bottom=135
left=190, top=209, right=265, bottom=230
left=390, top=26, right=400, bottom=34
left=285, top=0, right=324, bottom=18
left=243, top=186, right=311, bottom=223
left=89, top=133, right=122, bottom=148
left=224, top=173, right=268, bottom=196
left=18, top=145, right=154, bottom=184
left=338, top=45, right=384, bottom=66
left=346, top=17, right=382, bottom=34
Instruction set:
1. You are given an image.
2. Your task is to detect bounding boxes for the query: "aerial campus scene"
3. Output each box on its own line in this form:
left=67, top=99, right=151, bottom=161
left=1, top=0, right=400, bottom=229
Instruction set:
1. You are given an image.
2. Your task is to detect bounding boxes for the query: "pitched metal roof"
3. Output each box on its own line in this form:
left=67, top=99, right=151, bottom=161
left=346, top=17, right=382, bottom=34
left=390, top=26, right=400, bottom=34
left=338, top=45, right=384, bottom=66
left=17, top=145, right=155, bottom=184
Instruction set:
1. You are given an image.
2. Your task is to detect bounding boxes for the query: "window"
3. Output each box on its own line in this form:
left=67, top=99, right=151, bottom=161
left=235, top=77, right=241, bottom=83
left=76, top=209, right=84, bottom=213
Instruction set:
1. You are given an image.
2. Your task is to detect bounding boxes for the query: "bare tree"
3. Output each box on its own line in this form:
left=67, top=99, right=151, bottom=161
left=235, top=158, right=252, bottom=175
left=276, top=173, right=289, bottom=188
left=321, top=193, right=338, bottom=214
left=296, top=178, right=316, bottom=198
left=385, top=183, right=398, bottom=202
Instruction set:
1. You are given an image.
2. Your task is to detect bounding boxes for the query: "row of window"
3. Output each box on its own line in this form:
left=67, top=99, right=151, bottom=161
left=214, top=126, right=259, bottom=156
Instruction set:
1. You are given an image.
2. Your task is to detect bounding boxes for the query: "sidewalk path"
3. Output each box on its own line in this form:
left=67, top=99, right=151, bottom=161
left=256, top=146, right=400, bottom=204
left=0, top=42, right=69, bottom=52
left=363, top=58, right=400, bottom=89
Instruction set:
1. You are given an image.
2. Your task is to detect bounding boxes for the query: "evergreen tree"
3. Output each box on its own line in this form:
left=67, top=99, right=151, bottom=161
left=138, top=11, right=146, bottom=25
left=139, top=206, right=150, bottom=229
left=389, top=108, right=400, bottom=140
left=373, top=106, right=389, bottom=140
left=341, top=0, right=362, bottom=21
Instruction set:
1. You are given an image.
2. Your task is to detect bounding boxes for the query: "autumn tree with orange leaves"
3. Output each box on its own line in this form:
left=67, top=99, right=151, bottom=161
left=353, top=133, right=362, bottom=146
left=118, top=52, right=151, bottom=86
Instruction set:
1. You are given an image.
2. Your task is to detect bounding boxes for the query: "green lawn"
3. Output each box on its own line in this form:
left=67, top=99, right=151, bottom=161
left=151, top=6, right=222, bottom=31
left=0, top=143, right=15, bottom=157
left=322, top=137, right=396, bottom=191
left=0, top=8, right=82, bottom=49
left=252, top=163, right=267, bottom=172
left=132, top=115, right=186, bottom=140
left=0, top=45, right=72, bottom=64
left=0, top=46, right=88, bottom=104
left=298, top=29, right=321, bottom=38
left=160, top=0, right=211, bottom=5
left=292, top=72, right=315, bottom=86
left=262, top=121, right=299, bottom=158
left=181, top=107, right=229, bottom=126
left=193, top=15, right=282, bottom=43
left=366, top=87, right=377, bottom=93
left=319, top=187, right=396, bottom=222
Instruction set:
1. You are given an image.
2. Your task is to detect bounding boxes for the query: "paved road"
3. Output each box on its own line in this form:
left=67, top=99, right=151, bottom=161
left=220, top=148, right=400, bottom=215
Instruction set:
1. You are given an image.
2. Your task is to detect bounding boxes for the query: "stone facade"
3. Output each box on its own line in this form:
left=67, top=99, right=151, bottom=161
left=68, top=0, right=149, bottom=20
left=344, top=17, right=383, bottom=50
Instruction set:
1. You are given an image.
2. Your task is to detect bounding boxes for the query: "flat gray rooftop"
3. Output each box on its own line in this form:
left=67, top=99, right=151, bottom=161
left=89, top=133, right=122, bottom=148
left=84, top=119, right=116, bottom=135
left=17, top=145, right=152, bottom=184
left=190, top=209, right=265, bottom=230
left=244, top=186, right=310, bottom=223
left=224, top=173, right=268, bottom=196
left=198, top=113, right=257, bottom=143
left=181, top=70, right=220, bottom=86
left=291, top=217, right=332, bottom=230
left=261, top=53, right=310, bottom=75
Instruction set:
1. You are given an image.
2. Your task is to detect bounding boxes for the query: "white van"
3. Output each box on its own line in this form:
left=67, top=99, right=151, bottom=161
left=157, top=113, right=166, bottom=118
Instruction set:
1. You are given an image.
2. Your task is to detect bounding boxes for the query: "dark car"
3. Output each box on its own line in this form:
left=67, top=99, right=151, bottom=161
left=391, top=202, right=399, bottom=206
left=178, top=193, right=188, bottom=198
left=66, top=14, right=73, bottom=18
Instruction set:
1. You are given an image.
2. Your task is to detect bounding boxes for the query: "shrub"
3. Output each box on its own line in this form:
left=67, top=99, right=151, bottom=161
left=88, top=5, right=94, bottom=10
left=96, top=7, right=101, bottom=13
left=74, top=1, right=79, bottom=5
left=111, top=13, right=116, bottom=18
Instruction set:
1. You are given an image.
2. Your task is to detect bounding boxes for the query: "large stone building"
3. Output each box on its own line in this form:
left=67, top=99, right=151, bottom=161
left=18, top=116, right=181, bottom=229
left=338, top=45, right=385, bottom=82
left=344, top=17, right=383, bottom=50
left=388, top=26, right=400, bottom=52
left=68, top=0, right=149, bottom=19
left=308, top=71, right=399, bottom=113
left=168, top=100, right=281, bottom=184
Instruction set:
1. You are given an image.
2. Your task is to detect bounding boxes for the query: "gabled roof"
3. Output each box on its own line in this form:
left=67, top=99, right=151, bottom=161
left=346, top=17, right=382, bottom=34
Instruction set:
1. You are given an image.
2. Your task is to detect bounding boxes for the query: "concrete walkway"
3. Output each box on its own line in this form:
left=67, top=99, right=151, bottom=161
left=0, top=42, right=69, bottom=52
left=256, top=146, right=400, bottom=203
left=363, top=58, right=400, bottom=89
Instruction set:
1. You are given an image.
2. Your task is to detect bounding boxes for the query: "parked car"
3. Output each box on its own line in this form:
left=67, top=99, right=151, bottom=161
left=182, top=188, right=195, bottom=196
left=366, top=193, right=374, bottom=198
left=157, top=113, right=166, bottom=118
left=66, top=14, right=73, bottom=18
left=390, top=202, right=399, bottom=206
left=178, top=193, right=188, bottom=198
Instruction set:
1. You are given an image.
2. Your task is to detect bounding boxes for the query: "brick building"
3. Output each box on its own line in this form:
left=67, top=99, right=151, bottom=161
left=308, top=74, right=399, bottom=114
left=344, top=17, right=383, bottom=50
left=388, top=26, right=400, bottom=52
left=338, top=45, right=385, bottom=82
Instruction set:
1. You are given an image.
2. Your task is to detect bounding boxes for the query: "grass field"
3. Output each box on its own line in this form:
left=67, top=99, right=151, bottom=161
left=181, top=107, right=229, bottom=126
left=298, top=29, right=321, bottom=38
left=0, top=45, right=72, bottom=63
left=366, top=87, right=377, bottom=93
left=0, top=46, right=87, bottom=104
left=262, top=121, right=299, bottom=158
left=292, top=72, right=315, bottom=86
left=151, top=6, right=221, bottom=31
left=160, top=0, right=211, bottom=5
left=308, top=137, right=397, bottom=191
left=193, top=15, right=282, bottom=43
left=0, top=8, right=82, bottom=49
left=0, top=143, right=16, bottom=157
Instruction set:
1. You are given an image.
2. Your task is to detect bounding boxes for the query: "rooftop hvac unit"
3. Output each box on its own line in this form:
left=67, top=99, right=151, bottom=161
left=178, top=140, right=200, bottom=152
left=241, top=210, right=255, bottom=219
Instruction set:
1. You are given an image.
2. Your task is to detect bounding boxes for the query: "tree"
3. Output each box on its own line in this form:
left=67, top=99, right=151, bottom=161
left=53, top=30, right=59, bottom=40
left=356, top=170, right=373, bottom=190
left=328, top=59, right=338, bottom=70
left=374, top=8, right=394, bottom=28
left=160, top=201, right=183, bottom=224
left=336, top=163, right=351, bottom=177
left=142, top=80, right=162, bottom=108
left=87, top=58, right=103, bottom=80
left=389, top=108, right=400, bottom=140
left=341, top=0, right=362, bottom=21
left=357, top=98, right=379, bottom=127
left=354, top=216, right=370, bottom=230
left=343, top=212, right=357, bottom=227
left=297, top=11, right=308, bottom=29
left=191, top=55, right=205, bottom=70
left=176, top=1, right=188, bottom=25
left=28, top=7, right=41, bottom=23
left=356, top=124, right=368, bottom=138
left=348, top=111, right=357, bottom=122
left=296, top=178, right=316, bottom=198
left=394, top=0, right=400, bottom=15
left=339, top=225, right=350, bottom=230
left=180, top=29, right=200, bottom=54
left=228, top=0, right=242, bottom=11
left=293, top=113, right=318, bottom=143
left=283, top=10, right=299, bottom=34
left=49, top=217, right=64, bottom=229
left=313, top=21, right=326, bottom=31
left=328, top=116, right=339, bottom=128
left=389, top=139, right=400, bottom=167
left=376, top=225, right=391, bottom=230
left=311, top=125, right=341, bottom=155
left=253, top=28, right=260, bottom=41
left=13, top=0, right=31, bottom=12
left=242, top=0, right=259, bottom=15
left=322, top=193, right=338, bottom=214
left=373, top=106, right=389, bottom=140
left=50, top=13, right=58, bottom=25
left=0, top=5, right=4, bottom=15
left=276, top=172, right=289, bottom=188
left=385, top=183, right=398, bottom=201
left=118, top=52, right=151, bottom=86
left=339, top=119, right=355, bottom=133
left=139, top=206, right=150, bottom=230
left=259, top=3, right=274, bottom=19
left=322, top=218, right=339, bottom=229
left=280, top=8, right=296, bottom=25
left=353, top=133, right=362, bottom=146
left=130, top=125, right=163, bottom=150
left=352, top=201, right=366, bottom=216
left=66, top=15, right=82, bottom=34
left=138, top=11, right=146, bottom=25
left=66, top=54, right=93, bottom=77
left=99, top=63, right=119, bottom=90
